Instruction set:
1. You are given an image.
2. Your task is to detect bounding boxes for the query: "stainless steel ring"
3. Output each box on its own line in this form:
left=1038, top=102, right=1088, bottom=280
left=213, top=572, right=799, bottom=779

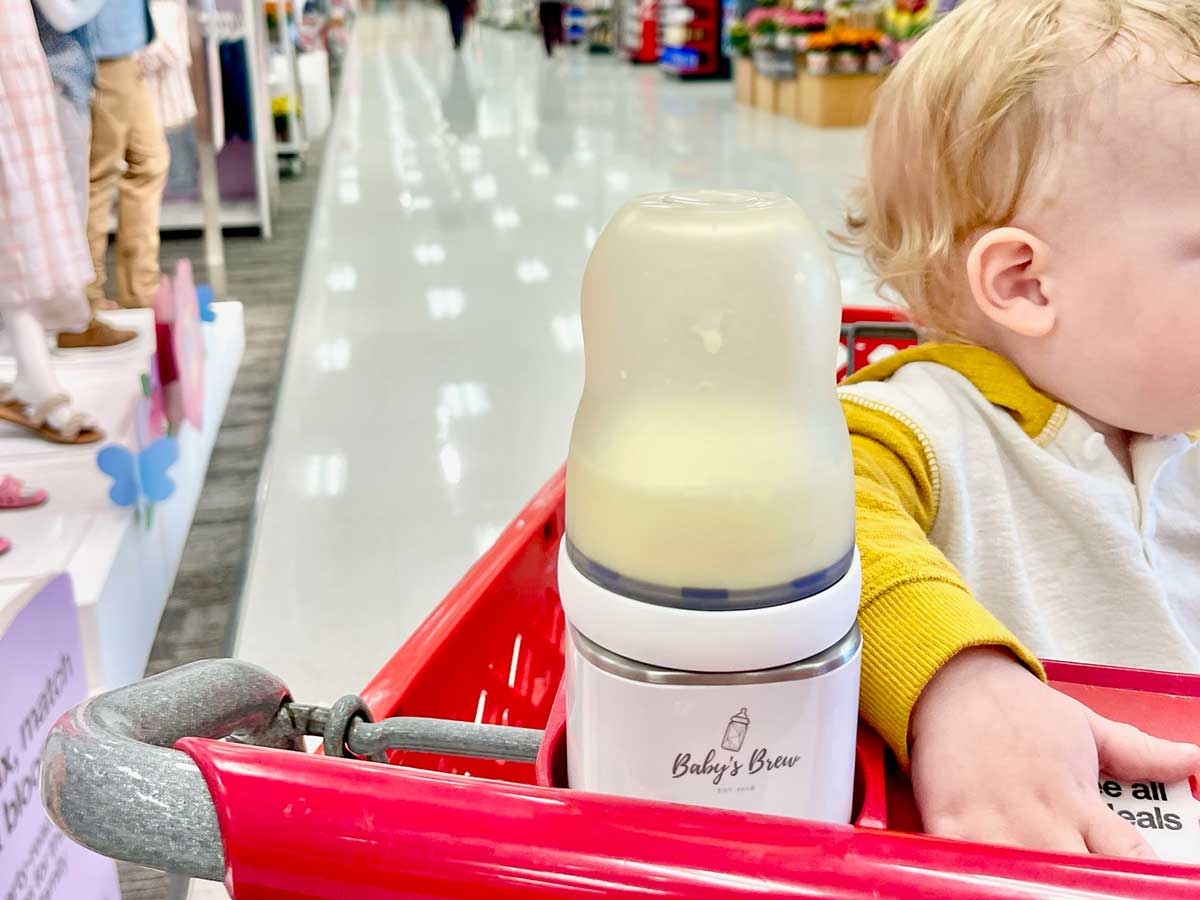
left=570, top=622, right=862, bottom=686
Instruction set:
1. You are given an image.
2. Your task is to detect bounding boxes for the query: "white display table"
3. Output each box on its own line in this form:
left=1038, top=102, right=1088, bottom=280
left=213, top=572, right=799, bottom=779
left=0, top=303, right=245, bottom=691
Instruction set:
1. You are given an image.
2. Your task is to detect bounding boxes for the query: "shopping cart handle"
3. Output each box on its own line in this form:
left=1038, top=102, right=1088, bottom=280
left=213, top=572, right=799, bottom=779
left=41, top=659, right=296, bottom=882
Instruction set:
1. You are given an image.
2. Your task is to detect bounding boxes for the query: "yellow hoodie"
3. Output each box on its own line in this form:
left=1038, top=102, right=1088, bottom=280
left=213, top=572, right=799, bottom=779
left=842, top=344, right=1200, bottom=765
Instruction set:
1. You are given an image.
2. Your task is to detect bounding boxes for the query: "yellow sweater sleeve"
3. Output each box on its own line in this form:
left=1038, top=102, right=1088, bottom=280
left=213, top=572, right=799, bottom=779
left=842, top=397, right=1045, bottom=767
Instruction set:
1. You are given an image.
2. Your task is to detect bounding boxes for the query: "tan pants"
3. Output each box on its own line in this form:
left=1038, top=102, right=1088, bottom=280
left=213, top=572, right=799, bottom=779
left=86, top=57, right=170, bottom=310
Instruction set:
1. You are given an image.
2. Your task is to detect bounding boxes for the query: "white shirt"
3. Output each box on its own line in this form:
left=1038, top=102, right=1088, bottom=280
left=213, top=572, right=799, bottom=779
left=841, top=361, right=1200, bottom=673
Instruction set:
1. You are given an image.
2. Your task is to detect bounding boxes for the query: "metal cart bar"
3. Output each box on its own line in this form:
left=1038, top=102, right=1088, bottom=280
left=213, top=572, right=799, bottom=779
left=41, top=659, right=545, bottom=882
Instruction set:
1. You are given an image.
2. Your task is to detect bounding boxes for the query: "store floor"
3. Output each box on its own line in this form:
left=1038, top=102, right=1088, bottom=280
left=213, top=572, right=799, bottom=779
left=228, top=4, right=873, bottom=706
left=149, top=6, right=873, bottom=898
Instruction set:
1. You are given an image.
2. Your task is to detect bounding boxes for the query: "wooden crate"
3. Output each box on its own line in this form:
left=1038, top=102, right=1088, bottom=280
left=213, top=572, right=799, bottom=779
left=734, top=56, right=755, bottom=106
left=777, top=76, right=801, bottom=119
left=797, top=71, right=883, bottom=127
left=753, top=72, right=781, bottom=113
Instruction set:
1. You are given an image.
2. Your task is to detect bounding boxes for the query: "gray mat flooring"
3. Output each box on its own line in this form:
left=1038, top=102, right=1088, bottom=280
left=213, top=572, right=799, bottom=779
left=115, top=138, right=326, bottom=900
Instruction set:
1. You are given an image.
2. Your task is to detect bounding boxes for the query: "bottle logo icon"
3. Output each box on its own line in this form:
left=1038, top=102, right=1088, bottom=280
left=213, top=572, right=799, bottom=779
left=721, top=708, right=750, bottom=752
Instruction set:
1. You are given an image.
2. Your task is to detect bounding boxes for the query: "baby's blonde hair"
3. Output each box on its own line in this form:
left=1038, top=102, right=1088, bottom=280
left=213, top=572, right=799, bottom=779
left=846, top=0, right=1200, bottom=336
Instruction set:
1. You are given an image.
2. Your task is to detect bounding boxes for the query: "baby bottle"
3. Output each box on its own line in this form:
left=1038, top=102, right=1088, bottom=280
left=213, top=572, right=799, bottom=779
left=559, top=191, right=862, bottom=822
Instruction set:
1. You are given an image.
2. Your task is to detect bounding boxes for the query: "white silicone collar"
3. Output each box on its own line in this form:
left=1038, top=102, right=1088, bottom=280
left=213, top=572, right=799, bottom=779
left=557, top=539, right=861, bottom=673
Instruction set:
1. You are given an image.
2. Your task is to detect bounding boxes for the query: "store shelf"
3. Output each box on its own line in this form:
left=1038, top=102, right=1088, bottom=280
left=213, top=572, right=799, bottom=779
left=657, top=0, right=727, bottom=76
left=109, top=198, right=264, bottom=235
left=160, top=198, right=264, bottom=233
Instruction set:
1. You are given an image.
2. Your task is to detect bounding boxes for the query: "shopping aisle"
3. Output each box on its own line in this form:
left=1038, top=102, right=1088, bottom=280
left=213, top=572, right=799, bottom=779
left=230, top=3, right=872, bottom=706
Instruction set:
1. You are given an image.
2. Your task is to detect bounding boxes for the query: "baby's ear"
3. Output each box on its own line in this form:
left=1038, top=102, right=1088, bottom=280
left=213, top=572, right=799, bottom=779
left=966, top=227, right=1055, bottom=338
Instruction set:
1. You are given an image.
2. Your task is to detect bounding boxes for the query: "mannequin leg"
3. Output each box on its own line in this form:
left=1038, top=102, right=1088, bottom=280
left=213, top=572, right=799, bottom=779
left=115, top=65, right=169, bottom=309
left=87, top=60, right=132, bottom=311
left=5, top=307, right=85, bottom=434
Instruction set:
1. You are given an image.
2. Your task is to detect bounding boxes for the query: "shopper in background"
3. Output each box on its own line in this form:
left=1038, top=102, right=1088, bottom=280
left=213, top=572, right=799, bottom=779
left=445, top=0, right=469, bottom=50
left=33, top=0, right=138, bottom=349
left=538, top=1, right=565, bottom=56
left=84, top=0, right=170, bottom=322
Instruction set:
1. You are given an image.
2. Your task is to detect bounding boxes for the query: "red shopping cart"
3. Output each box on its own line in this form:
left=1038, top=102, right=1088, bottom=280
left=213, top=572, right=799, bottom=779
left=42, top=309, right=1200, bottom=899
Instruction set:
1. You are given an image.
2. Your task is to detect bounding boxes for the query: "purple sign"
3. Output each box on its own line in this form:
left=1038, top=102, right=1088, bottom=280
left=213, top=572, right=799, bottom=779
left=0, top=574, right=120, bottom=900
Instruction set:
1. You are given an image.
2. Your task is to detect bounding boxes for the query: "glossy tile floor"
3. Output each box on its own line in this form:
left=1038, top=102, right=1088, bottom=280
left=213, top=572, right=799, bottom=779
left=232, top=3, right=875, bottom=704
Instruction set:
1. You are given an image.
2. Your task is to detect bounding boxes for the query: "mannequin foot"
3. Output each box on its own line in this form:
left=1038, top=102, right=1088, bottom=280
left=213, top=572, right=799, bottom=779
left=0, top=381, right=102, bottom=444
left=57, top=318, right=138, bottom=350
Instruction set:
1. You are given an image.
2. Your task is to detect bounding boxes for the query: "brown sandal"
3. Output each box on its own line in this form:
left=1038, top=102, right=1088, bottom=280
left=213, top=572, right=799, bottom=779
left=0, top=390, right=104, bottom=445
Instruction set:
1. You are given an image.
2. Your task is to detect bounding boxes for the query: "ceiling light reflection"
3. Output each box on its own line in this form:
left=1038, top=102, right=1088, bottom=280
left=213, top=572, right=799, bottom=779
left=474, top=524, right=504, bottom=555
left=606, top=171, right=630, bottom=191
left=315, top=338, right=352, bottom=372
left=413, top=243, right=447, bottom=265
left=399, top=192, right=434, bottom=211
left=326, top=265, right=358, bottom=292
left=516, top=258, right=551, bottom=283
left=472, top=174, right=498, bottom=201
left=492, top=207, right=520, bottom=230
left=303, top=453, right=347, bottom=497
left=426, top=287, right=466, bottom=320
left=551, top=314, right=583, bottom=352
left=439, top=444, right=463, bottom=485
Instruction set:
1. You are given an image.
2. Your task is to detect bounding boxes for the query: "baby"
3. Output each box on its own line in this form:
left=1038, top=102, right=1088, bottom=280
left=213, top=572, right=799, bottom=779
left=841, top=0, right=1200, bottom=857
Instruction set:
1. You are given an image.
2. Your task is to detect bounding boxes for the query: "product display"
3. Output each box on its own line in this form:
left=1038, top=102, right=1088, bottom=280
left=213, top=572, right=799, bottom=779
left=145, top=0, right=200, bottom=130
left=0, top=0, right=248, bottom=694
left=729, top=0, right=946, bottom=125
left=583, top=0, right=614, bottom=50
left=659, top=0, right=728, bottom=76
left=1, top=4, right=105, bottom=443
left=560, top=191, right=861, bottom=819
left=621, top=0, right=658, bottom=61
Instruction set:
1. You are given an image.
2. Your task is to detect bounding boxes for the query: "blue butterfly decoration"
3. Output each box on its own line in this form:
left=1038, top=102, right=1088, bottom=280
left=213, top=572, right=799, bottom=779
left=96, top=437, right=180, bottom=508
left=197, top=284, right=217, bottom=323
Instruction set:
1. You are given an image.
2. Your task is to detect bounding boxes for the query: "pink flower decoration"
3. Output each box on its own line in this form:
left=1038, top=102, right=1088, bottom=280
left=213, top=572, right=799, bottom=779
left=171, top=259, right=206, bottom=431
left=745, top=8, right=772, bottom=27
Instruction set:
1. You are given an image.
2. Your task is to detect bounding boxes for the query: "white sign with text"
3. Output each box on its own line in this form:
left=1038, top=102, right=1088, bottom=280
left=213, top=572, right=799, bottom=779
left=1, top=574, right=120, bottom=900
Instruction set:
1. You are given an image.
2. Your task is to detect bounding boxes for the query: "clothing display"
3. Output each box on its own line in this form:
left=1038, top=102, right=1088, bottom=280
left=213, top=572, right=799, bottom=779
left=32, top=0, right=105, bottom=112
left=145, top=0, right=198, bottom=129
left=87, top=51, right=170, bottom=310
left=91, top=0, right=155, bottom=59
left=218, top=38, right=253, bottom=142
left=165, top=123, right=199, bottom=193
left=33, top=0, right=103, bottom=288
left=0, top=7, right=91, bottom=332
left=53, top=91, right=92, bottom=227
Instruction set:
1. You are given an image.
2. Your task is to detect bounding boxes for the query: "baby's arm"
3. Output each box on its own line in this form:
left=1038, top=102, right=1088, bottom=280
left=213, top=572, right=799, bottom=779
left=33, top=0, right=108, bottom=33
left=843, top=398, right=1200, bottom=856
left=911, top=646, right=1200, bottom=856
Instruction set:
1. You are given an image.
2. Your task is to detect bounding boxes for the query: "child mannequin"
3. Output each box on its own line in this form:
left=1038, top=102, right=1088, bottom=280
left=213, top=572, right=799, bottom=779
left=842, top=0, right=1200, bottom=858
left=0, top=3, right=103, bottom=442
left=34, top=0, right=139, bottom=349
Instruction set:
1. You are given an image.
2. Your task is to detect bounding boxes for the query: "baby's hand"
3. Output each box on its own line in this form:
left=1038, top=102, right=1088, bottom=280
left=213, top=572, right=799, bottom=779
left=910, top=647, right=1200, bottom=858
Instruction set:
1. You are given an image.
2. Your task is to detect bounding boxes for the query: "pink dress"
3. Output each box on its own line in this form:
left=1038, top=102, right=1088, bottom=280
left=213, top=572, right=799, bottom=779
left=0, top=2, right=92, bottom=331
